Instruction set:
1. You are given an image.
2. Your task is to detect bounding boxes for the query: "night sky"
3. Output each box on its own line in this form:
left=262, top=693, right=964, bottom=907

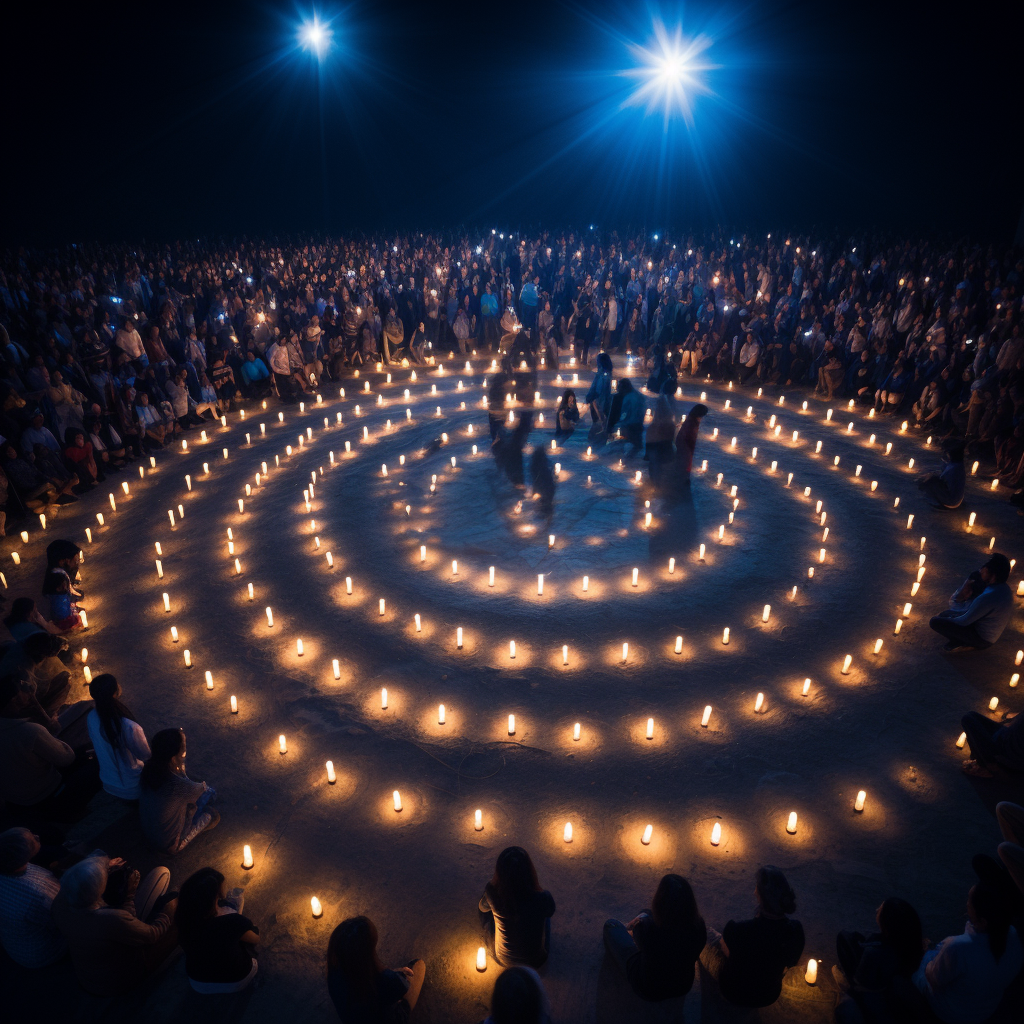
left=4, top=0, right=1021, bottom=242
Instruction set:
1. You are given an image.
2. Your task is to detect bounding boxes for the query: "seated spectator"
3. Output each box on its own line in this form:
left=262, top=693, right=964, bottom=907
left=87, top=674, right=151, bottom=799
left=917, top=443, right=966, bottom=508
left=478, top=846, right=556, bottom=969
left=874, top=359, right=911, bottom=413
left=0, top=826, right=67, bottom=968
left=554, top=389, right=579, bottom=439
left=833, top=897, right=924, bottom=1021
left=959, top=708, right=1024, bottom=778
left=912, top=881, right=1022, bottom=1024
left=327, top=915, right=425, bottom=1022
left=0, top=630, right=72, bottom=717
left=1, top=443, right=62, bottom=510
left=0, top=673, right=100, bottom=821
left=700, top=865, right=805, bottom=1008
left=929, top=553, right=1013, bottom=651
left=3, top=596, right=62, bottom=642
left=240, top=350, right=272, bottom=399
left=134, top=390, right=167, bottom=448
left=175, top=867, right=258, bottom=993
left=603, top=873, right=706, bottom=1002
left=21, top=409, right=79, bottom=495
left=51, top=852, right=178, bottom=997
left=195, top=372, right=223, bottom=419
left=481, top=966, right=551, bottom=1024
left=138, top=727, right=220, bottom=854
left=63, top=428, right=102, bottom=487
left=41, top=538, right=83, bottom=631
left=165, top=367, right=203, bottom=427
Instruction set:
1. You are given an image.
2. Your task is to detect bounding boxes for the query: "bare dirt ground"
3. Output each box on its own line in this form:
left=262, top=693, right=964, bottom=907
left=4, top=358, right=1022, bottom=1023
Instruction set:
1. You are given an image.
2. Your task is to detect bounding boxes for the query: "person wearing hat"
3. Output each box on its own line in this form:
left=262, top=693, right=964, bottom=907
left=51, top=852, right=178, bottom=996
left=0, top=827, right=67, bottom=968
left=929, top=554, right=1014, bottom=651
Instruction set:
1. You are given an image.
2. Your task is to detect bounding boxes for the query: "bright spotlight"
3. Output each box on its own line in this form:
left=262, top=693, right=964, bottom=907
left=300, top=16, right=331, bottom=57
left=622, top=21, right=715, bottom=124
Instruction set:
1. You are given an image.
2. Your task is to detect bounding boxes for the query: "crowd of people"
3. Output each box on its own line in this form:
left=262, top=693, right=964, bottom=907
left=0, top=228, right=1022, bottom=1021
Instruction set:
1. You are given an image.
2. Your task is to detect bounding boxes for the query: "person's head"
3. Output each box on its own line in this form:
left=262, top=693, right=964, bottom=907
left=876, top=897, right=923, bottom=975
left=65, top=428, right=86, bottom=449
left=981, top=553, right=1011, bottom=586
left=491, top=846, right=541, bottom=908
left=0, top=827, right=40, bottom=875
left=968, top=881, right=1012, bottom=961
left=60, top=855, right=109, bottom=909
left=22, top=631, right=65, bottom=665
left=558, top=388, right=576, bottom=410
left=597, top=352, right=613, bottom=374
left=617, top=377, right=633, bottom=395
left=140, top=728, right=186, bottom=789
left=175, top=867, right=226, bottom=941
left=689, top=403, right=709, bottom=421
left=651, top=873, right=700, bottom=931
left=88, top=673, right=132, bottom=753
left=3, top=596, right=37, bottom=627
left=754, top=865, right=796, bottom=917
left=326, top=916, right=383, bottom=995
left=489, top=966, right=550, bottom=1024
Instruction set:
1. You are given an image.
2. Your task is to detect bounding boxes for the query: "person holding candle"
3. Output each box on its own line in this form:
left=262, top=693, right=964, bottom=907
left=326, top=915, right=425, bottom=1023
left=175, top=867, right=258, bottom=993
left=929, top=554, right=1013, bottom=651
left=912, top=881, right=1022, bottom=1024
left=50, top=851, right=179, bottom=997
left=699, top=865, right=805, bottom=1008
left=138, top=728, right=220, bottom=855
left=832, top=897, right=924, bottom=1019
left=478, top=846, right=556, bottom=969
left=86, top=674, right=151, bottom=800
left=602, top=873, right=707, bottom=1002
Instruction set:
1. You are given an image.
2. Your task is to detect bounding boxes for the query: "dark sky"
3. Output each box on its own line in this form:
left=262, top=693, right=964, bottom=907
left=4, top=0, right=1021, bottom=243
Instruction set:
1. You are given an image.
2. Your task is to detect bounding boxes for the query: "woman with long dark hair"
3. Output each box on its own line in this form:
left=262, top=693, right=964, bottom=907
left=554, top=389, right=579, bottom=439
left=603, top=873, right=706, bottom=1001
left=327, top=915, right=425, bottom=1022
left=138, top=728, right=219, bottom=854
left=175, top=866, right=258, bottom=994
left=85, top=674, right=150, bottom=800
left=478, top=846, right=556, bottom=969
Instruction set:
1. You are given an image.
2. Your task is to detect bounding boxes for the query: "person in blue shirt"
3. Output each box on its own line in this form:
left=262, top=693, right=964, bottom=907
left=519, top=277, right=540, bottom=333
left=239, top=350, right=272, bottom=399
left=875, top=359, right=912, bottom=414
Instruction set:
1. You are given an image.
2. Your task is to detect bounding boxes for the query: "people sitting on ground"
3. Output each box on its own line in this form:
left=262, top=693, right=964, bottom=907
left=554, top=389, right=579, bottom=439
left=0, top=673, right=100, bottom=821
left=917, top=442, right=966, bottom=508
left=3, top=596, right=62, bottom=641
left=63, top=428, right=103, bottom=487
left=959, top=703, right=1023, bottom=778
left=41, top=538, right=84, bottom=632
left=833, top=896, right=924, bottom=1022
left=700, top=865, right=805, bottom=1008
left=478, top=846, right=556, bottom=969
left=51, top=852, right=179, bottom=997
left=480, top=966, right=551, bottom=1024
left=912, top=880, right=1022, bottom=1024
left=138, top=727, right=220, bottom=854
left=175, top=867, right=259, bottom=994
left=928, top=553, right=1013, bottom=651
left=0, top=629, right=73, bottom=719
left=603, top=873, right=706, bottom=1002
left=0, top=826, right=68, bottom=968
left=87, top=673, right=151, bottom=799
left=326, top=915, right=426, bottom=1023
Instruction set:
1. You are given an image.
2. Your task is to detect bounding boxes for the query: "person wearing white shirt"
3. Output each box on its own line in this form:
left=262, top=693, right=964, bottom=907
left=86, top=675, right=150, bottom=801
left=114, top=321, right=146, bottom=362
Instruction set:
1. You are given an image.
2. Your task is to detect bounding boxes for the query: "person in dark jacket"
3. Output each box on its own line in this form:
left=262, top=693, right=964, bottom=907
left=700, top=865, right=805, bottom=1008
left=603, top=873, right=706, bottom=1001
left=478, top=846, right=556, bottom=969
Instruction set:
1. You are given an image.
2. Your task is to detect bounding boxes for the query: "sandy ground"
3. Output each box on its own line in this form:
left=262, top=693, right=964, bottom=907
left=3, top=357, right=1023, bottom=1024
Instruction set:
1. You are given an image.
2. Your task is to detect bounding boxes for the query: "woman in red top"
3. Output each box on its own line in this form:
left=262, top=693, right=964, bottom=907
left=63, top=429, right=101, bottom=486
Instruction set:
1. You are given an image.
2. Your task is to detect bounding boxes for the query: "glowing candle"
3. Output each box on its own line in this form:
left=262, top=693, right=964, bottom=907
left=295, top=638, right=304, bottom=658
left=622, top=642, right=629, bottom=663
left=699, top=544, right=705, bottom=561
left=763, top=605, right=771, bottom=623
left=989, top=697, right=999, bottom=711
left=786, top=473, right=793, bottom=486
left=1017, top=650, right=1023, bottom=667
left=508, top=714, right=515, bottom=735
left=968, top=512, right=976, bottom=530
left=903, top=602, right=912, bottom=617
left=184, top=649, right=191, bottom=668
left=452, top=560, right=458, bottom=576
left=770, top=461, right=777, bottom=473
left=819, top=548, right=826, bottom=563
left=436, top=703, right=445, bottom=726
left=834, top=456, right=840, bottom=466
left=310, top=896, right=322, bottom=918
left=563, top=822, right=573, bottom=843
left=641, top=824, right=653, bottom=846
left=805, top=959, right=818, bottom=985
left=956, top=731, right=967, bottom=749
left=718, top=525, right=725, bottom=541
left=229, top=694, right=237, bottom=715
left=752, top=447, right=757, bottom=459
left=874, top=639, right=883, bottom=655
left=906, top=514, right=913, bottom=529
left=911, top=582, right=920, bottom=597
left=238, top=499, right=244, bottom=514
left=755, top=692, right=766, bottom=713
left=787, top=812, right=798, bottom=834
left=234, top=558, right=242, bottom=575
left=169, top=626, right=179, bottom=644
left=80, top=611, right=88, bottom=629
left=722, top=627, right=730, bottom=645
left=457, top=627, right=463, bottom=648
left=562, top=644, right=569, bottom=666
left=241, top=844, right=253, bottom=869
left=871, top=481, right=877, bottom=491
left=645, top=717, right=654, bottom=740
left=802, top=678, right=811, bottom=696
left=632, top=567, right=639, bottom=588
left=842, top=654, right=852, bottom=674
left=791, top=586, right=798, bottom=600
left=379, top=599, right=385, bottom=616
left=701, top=705, right=712, bottom=727
left=85, top=527, right=92, bottom=544
left=278, top=734, right=287, bottom=754
left=807, top=567, right=814, bottom=579
left=167, top=510, right=175, bottom=527
left=205, top=671, right=214, bottom=690
left=223, top=448, right=228, bottom=460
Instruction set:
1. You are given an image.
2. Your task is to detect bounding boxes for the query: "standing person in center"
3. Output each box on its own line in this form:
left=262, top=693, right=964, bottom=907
left=674, top=402, right=709, bottom=485
left=478, top=846, right=556, bottom=968
left=585, top=352, right=613, bottom=443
